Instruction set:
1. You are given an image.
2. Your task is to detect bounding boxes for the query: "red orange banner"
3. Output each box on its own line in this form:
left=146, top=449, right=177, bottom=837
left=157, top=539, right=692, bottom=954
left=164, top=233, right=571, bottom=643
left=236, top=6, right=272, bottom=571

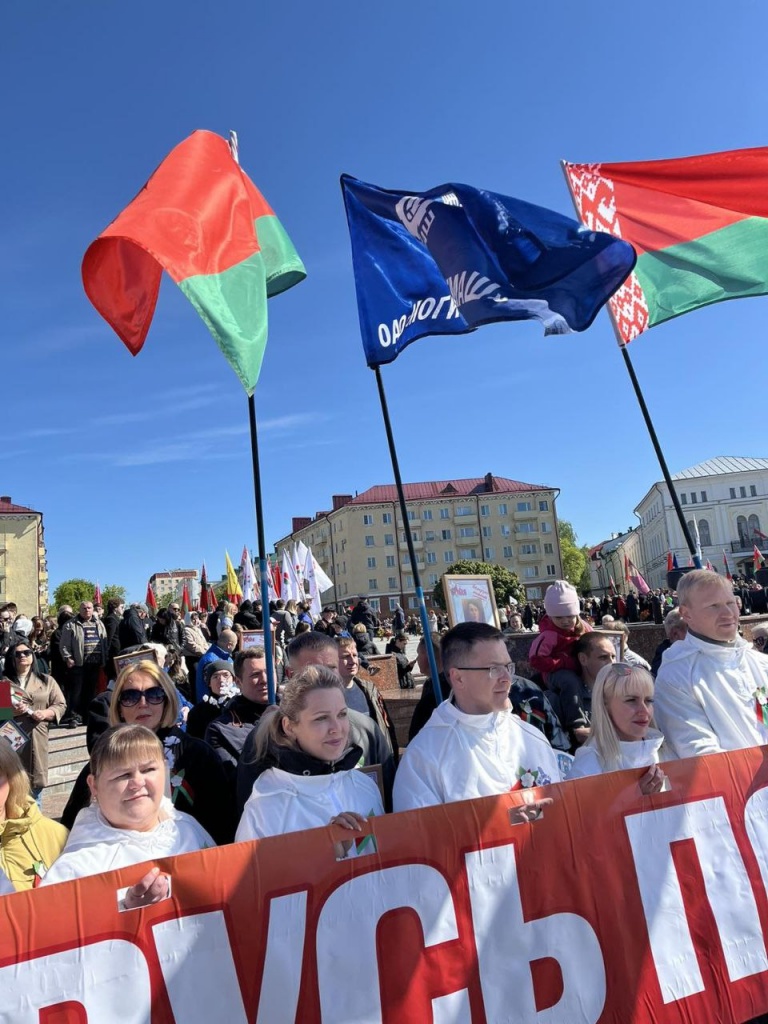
left=3, top=748, right=768, bottom=1022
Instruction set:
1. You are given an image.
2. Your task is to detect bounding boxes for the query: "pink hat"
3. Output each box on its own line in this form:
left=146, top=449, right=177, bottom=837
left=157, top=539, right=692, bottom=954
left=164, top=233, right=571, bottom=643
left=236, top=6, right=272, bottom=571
left=544, top=580, right=579, bottom=617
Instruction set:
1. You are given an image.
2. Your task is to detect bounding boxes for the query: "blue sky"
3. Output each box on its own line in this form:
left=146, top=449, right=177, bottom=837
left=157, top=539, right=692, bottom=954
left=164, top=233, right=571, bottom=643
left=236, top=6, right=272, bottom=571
left=3, top=1, right=767, bottom=603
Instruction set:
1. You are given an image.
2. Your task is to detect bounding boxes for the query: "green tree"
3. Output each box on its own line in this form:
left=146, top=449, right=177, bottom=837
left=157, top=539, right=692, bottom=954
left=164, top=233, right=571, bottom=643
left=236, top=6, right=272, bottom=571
left=52, top=579, right=127, bottom=611
left=432, top=560, right=525, bottom=610
left=558, top=520, right=591, bottom=592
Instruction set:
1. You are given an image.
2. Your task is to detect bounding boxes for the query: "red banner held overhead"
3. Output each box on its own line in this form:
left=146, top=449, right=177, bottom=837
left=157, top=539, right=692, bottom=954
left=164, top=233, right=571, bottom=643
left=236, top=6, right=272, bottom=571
left=3, top=749, right=768, bottom=1022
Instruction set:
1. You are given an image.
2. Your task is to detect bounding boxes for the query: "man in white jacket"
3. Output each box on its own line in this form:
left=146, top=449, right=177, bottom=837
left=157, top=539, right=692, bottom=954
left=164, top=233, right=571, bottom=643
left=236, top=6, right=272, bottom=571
left=393, top=622, right=562, bottom=812
left=655, top=570, right=768, bottom=758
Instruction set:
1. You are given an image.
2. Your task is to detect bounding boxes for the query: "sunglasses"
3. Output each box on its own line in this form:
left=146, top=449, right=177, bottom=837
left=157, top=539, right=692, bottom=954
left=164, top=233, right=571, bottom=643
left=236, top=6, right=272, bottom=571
left=118, top=686, right=167, bottom=707
left=13, top=650, right=33, bottom=658
left=612, top=663, right=634, bottom=676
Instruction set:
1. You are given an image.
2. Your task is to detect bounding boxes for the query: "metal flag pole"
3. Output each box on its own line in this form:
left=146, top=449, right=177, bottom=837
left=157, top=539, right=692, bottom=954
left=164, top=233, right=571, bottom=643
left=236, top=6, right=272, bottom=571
left=373, top=366, right=442, bottom=705
left=230, top=130, right=277, bottom=704
left=559, top=160, right=702, bottom=570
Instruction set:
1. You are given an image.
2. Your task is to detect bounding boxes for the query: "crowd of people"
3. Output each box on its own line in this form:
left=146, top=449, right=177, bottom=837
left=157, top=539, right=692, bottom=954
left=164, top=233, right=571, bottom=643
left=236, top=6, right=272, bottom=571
left=1, top=567, right=768, bottom=978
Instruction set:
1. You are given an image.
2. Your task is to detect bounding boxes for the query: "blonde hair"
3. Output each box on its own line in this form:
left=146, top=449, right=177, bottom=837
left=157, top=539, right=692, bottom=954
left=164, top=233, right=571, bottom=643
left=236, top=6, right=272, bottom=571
left=584, top=662, right=656, bottom=771
left=250, top=665, right=344, bottom=762
left=0, top=741, right=32, bottom=818
left=109, top=659, right=179, bottom=730
left=89, top=724, right=164, bottom=779
left=677, top=568, right=732, bottom=607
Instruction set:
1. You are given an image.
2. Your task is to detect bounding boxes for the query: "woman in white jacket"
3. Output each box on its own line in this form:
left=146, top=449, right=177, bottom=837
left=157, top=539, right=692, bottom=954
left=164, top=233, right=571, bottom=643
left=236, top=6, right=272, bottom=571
left=43, top=725, right=213, bottom=908
left=236, top=666, right=383, bottom=848
left=567, top=663, right=670, bottom=794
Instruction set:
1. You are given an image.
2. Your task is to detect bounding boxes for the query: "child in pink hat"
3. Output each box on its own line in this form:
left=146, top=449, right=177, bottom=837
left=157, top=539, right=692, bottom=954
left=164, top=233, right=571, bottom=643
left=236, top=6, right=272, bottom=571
left=528, top=580, right=592, bottom=685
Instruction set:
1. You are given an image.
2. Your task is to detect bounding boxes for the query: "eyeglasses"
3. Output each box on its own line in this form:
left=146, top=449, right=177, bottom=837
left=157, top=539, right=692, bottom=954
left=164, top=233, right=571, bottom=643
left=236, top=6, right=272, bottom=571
left=13, top=650, right=33, bottom=658
left=118, top=686, right=167, bottom=707
left=454, top=662, right=514, bottom=680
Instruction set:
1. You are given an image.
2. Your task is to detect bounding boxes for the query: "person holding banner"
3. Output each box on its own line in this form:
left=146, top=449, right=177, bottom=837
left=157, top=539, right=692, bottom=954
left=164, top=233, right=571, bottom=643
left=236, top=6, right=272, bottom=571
left=0, top=742, right=68, bottom=891
left=42, top=726, right=213, bottom=903
left=236, top=666, right=383, bottom=845
left=393, top=623, right=562, bottom=813
left=567, top=663, right=669, bottom=794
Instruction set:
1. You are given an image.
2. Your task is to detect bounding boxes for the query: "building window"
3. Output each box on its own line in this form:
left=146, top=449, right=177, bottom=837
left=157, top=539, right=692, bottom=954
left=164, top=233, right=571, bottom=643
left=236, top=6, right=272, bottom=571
left=701, top=491, right=707, bottom=502
left=407, top=510, right=417, bottom=521
left=444, top=550, right=454, bottom=562
left=428, top=573, right=438, bottom=585
left=459, top=548, right=477, bottom=559
left=528, top=587, right=542, bottom=599
left=388, top=577, right=397, bottom=589
left=455, top=506, right=472, bottom=516
left=524, top=566, right=539, bottom=578
left=501, top=525, right=511, bottom=537
left=698, top=519, right=711, bottom=546
left=367, top=556, right=376, bottom=568
left=517, top=501, right=532, bottom=512
left=386, top=555, right=395, bottom=567
left=425, top=530, right=435, bottom=541
left=484, top=547, right=495, bottom=560
left=459, top=527, right=477, bottom=537
left=503, top=545, right=513, bottom=558
left=541, top=523, right=552, bottom=534
left=518, top=523, right=535, bottom=533
left=383, top=512, right=392, bottom=524
left=737, top=516, right=749, bottom=548
left=368, top=578, right=378, bottom=590
left=423, top=509, right=433, bottom=520
left=741, top=487, right=747, bottom=498
left=389, top=597, right=399, bottom=611
left=480, top=504, right=490, bottom=516
left=384, top=534, right=394, bottom=546
left=365, top=535, right=375, bottom=547
left=539, top=500, right=549, bottom=511
left=546, top=564, right=556, bottom=576
left=363, top=514, right=373, bottom=525
left=441, top=529, right=452, bottom=540
left=403, top=554, right=410, bottom=567
left=690, top=493, right=697, bottom=504
left=406, top=575, right=414, bottom=587
left=408, top=597, right=418, bottom=609
left=751, top=485, right=758, bottom=497
left=497, top=504, right=507, bottom=515
left=426, top=552, right=437, bottom=564
left=520, top=543, right=537, bottom=554
left=749, top=514, right=762, bottom=540
left=544, top=542, right=554, bottom=554
left=369, top=598, right=380, bottom=611
left=440, top=509, right=450, bottom=519
left=681, top=494, right=687, bottom=504
left=482, top=525, right=492, bottom=538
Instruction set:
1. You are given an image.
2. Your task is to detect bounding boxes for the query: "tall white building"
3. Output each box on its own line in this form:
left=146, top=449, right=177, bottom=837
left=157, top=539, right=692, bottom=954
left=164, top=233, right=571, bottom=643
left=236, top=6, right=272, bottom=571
left=635, top=457, right=768, bottom=588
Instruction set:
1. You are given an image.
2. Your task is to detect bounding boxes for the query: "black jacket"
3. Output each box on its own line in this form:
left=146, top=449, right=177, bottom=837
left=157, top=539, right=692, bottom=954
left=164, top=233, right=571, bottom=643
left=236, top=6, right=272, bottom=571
left=204, top=695, right=269, bottom=779
left=119, top=609, right=148, bottom=650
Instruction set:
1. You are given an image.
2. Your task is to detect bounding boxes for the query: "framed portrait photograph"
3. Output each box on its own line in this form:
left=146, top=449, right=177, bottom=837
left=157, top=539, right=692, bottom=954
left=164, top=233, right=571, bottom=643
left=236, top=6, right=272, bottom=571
left=113, top=648, right=161, bottom=675
left=442, top=575, right=500, bottom=629
left=241, top=630, right=266, bottom=650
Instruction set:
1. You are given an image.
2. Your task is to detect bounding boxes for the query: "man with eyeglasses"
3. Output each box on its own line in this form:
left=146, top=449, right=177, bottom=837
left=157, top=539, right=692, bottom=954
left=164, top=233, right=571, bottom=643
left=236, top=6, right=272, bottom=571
left=393, top=622, right=562, bottom=812
left=59, top=601, right=107, bottom=727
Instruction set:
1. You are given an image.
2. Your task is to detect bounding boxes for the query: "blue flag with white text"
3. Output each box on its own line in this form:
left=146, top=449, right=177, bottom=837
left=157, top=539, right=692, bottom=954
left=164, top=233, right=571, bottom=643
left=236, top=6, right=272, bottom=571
left=341, top=175, right=636, bottom=367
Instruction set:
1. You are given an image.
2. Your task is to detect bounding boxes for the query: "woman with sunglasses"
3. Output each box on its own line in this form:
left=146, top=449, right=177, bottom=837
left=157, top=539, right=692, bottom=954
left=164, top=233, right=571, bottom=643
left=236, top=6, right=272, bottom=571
left=42, top=725, right=212, bottom=901
left=60, top=659, right=235, bottom=843
left=3, top=638, right=66, bottom=801
left=567, top=662, right=670, bottom=795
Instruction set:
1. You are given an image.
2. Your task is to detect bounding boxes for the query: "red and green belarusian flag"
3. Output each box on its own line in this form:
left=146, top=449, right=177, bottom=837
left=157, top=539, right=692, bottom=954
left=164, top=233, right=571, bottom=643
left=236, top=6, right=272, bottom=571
left=82, top=130, right=305, bottom=394
left=564, top=146, right=768, bottom=344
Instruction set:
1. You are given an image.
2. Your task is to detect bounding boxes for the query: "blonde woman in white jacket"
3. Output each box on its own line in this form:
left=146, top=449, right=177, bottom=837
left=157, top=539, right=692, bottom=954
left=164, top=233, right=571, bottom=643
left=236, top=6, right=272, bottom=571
left=43, top=725, right=212, bottom=908
left=236, top=666, right=383, bottom=848
left=567, top=663, right=671, bottom=794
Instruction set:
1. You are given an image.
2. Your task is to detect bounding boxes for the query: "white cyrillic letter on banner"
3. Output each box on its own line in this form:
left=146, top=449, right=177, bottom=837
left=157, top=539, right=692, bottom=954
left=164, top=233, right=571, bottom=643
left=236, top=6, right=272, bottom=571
left=0, top=939, right=150, bottom=1022
left=316, top=864, right=469, bottom=1024
left=465, top=842, right=606, bottom=1024
left=626, top=797, right=768, bottom=1003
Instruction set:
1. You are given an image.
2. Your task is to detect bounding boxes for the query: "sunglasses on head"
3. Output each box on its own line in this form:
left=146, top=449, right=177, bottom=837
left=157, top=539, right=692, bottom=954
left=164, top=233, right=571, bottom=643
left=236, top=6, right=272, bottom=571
left=118, top=686, right=167, bottom=707
left=612, top=662, right=634, bottom=676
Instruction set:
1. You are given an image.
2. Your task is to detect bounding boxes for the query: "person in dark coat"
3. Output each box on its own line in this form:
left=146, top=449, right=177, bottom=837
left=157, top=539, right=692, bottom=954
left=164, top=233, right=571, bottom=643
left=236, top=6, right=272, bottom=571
left=102, top=598, right=125, bottom=679
left=118, top=603, right=149, bottom=650
left=233, top=600, right=261, bottom=630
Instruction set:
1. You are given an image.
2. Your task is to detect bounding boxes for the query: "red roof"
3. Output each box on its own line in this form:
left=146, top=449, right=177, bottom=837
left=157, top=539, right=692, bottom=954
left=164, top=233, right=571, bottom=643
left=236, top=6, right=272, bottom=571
left=349, top=476, right=552, bottom=505
left=0, top=497, right=40, bottom=515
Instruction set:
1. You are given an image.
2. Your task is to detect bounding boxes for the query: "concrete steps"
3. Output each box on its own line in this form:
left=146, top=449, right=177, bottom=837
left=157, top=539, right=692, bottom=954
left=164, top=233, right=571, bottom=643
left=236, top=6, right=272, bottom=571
left=43, top=725, right=88, bottom=822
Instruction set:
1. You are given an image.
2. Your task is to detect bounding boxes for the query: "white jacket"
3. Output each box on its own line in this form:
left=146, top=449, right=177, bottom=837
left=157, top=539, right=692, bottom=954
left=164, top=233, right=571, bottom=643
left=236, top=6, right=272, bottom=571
left=393, top=699, right=562, bottom=813
left=567, top=728, right=666, bottom=780
left=655, top=632, right=768, bottom=758
left=236, top=768, right=384, bottom=842
left=41, top=798, right=213, bottom=886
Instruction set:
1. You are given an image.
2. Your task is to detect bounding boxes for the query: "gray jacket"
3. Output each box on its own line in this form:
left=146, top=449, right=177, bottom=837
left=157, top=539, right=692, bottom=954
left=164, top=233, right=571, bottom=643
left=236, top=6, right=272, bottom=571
left=59, top=616, right=107, bottom=667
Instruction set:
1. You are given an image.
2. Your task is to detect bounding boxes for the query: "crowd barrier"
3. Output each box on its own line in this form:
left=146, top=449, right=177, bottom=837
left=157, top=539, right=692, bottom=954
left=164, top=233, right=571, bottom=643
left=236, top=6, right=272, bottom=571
left=3, top=747, right=768, bottom=1022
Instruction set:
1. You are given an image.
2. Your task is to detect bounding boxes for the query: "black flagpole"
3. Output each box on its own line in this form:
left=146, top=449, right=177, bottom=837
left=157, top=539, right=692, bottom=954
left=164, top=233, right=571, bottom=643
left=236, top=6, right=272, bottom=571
left=560, top=160, right=701, bottom=570
left=230, top=129, right=277, bottom=704
left=247, top=392, right=277, bottom=704
left=374, top=367, right=443, bottom=705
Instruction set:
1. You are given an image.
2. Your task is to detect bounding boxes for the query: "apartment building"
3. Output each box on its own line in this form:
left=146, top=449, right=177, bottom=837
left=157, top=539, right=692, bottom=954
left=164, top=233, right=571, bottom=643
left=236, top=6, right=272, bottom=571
left=274, top=473, right=563, bottom=612
left=0, top=496, right=48, bottom=615
left=149, top=569, right=198, bottom=604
